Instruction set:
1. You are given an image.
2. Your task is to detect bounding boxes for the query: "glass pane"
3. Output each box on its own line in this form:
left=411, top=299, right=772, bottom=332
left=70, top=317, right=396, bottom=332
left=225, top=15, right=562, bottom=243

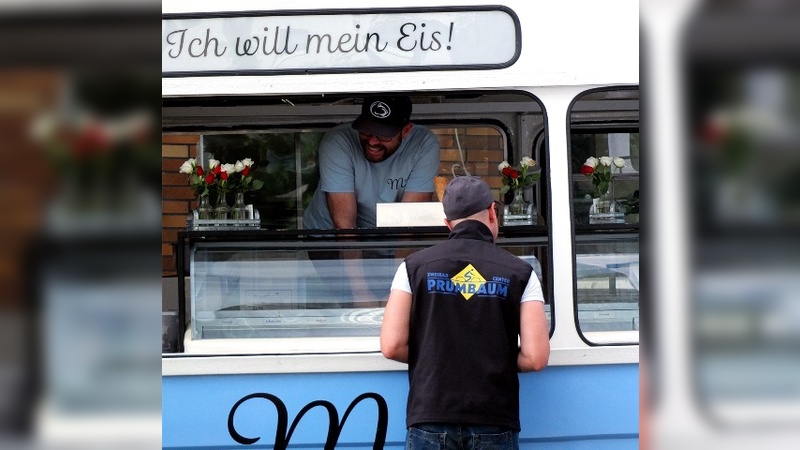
left=575, top=235, right=639, bottom=343
left=190, top=246, right=398, bottom=339
left=430, top=125, right=548, bottom=226
left=199, top=132, right=325, bottom=230
left=189, top=241, right=550, bottom=339
left=571, top=132, right=640, bottom=224
left=197, top=126, right=517, bottom=230
left=502, top=243, right=552, bottom=334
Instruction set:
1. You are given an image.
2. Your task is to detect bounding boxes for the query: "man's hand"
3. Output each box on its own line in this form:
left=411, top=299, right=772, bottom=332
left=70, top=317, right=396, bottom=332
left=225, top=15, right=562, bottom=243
left=401, top=192, right=434, bottom=202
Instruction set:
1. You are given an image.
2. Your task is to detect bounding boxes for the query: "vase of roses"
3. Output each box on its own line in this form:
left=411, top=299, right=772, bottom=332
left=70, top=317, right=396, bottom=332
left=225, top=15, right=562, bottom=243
left=179, top=157, right=264, bottom=224
left=227, top=158, right=264, bottom=220
left=209, top=159, right=239, bottom=219
left=580, top=156, right=626, bottom=224
left=498, top=157, right=540, bottom=225
left=179, top=158, right=216, bottom=220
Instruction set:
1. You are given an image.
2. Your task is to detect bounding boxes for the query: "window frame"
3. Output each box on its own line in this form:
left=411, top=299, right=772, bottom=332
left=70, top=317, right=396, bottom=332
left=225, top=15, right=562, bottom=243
left=567, top=85, right=641, bottom=346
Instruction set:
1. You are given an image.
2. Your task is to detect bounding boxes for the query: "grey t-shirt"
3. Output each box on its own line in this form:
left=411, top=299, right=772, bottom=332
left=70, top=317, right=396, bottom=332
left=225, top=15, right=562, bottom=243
left=303, top=123, right=441, bottom=229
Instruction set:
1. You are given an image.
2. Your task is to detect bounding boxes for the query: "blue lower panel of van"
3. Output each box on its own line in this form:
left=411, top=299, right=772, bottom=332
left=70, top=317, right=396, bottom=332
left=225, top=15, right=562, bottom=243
left=162, top=364, right=638, bottom=449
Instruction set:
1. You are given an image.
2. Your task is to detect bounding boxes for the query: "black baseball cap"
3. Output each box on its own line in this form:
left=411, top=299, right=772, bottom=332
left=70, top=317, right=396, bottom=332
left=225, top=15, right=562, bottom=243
left=442, top=176, right=495, bottom=220
left=352, top=95, right=412, bottom=138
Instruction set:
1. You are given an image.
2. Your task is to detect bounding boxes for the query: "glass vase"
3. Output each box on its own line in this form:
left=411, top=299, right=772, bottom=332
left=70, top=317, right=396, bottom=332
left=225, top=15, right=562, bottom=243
left=508, top=189, right=527, bottom=216
left=503, top=189, right=534, bottom=226
left=231, top=192, right=248, bottom=220
left=589, top=189, right=624, bottom=224
left=214, top=191, right=230, bottom=220
left=196, top=195, right=211, bottom=220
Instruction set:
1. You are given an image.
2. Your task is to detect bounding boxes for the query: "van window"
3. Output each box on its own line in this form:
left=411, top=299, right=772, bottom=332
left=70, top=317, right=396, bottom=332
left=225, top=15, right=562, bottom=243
left=166, top=91, right=556, bottom=343
left=197, top=124, right=524, bottom=230
left=569, top=87, right=640, bottom=344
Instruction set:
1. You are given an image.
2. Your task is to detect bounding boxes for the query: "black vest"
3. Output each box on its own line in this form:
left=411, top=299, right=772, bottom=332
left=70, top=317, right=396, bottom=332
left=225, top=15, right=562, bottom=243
left=404, top=220, right=534, bottom=430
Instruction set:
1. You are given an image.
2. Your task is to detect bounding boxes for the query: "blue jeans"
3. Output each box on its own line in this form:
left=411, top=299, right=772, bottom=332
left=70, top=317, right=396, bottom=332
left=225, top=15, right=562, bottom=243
left=406, top=423, right=519, bottom=450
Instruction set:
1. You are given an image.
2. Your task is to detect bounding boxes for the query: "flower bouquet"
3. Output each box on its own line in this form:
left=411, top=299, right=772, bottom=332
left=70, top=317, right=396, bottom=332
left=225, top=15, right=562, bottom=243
left=179, top=158, right=215, bottom=220
left=33, top=109, right=156, bottom=216
left=579, top=156, right=626, bottom=198
left=226, top=158, right=264, bottom=194
left=498, top=157, right=541, bottom=224
left=225, top=158, right=264, bottom=220
left=579, top=156, right=626, bottom=223
left=179, top=158, right=215, bottom=197
left=498, top=156, right=540, bottom=196
left=180, top=157, right=264, bottom=224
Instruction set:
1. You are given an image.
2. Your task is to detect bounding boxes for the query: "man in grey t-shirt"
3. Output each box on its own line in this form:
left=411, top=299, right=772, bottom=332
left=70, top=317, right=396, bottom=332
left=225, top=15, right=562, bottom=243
left=303, top=95, right=442, bottom=229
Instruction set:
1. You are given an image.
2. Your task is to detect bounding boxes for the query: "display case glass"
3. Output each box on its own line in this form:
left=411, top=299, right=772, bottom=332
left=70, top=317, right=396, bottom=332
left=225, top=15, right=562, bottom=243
left=179, top=230, right=548, bottom=345
left=190, top=245, right=397, bottom=339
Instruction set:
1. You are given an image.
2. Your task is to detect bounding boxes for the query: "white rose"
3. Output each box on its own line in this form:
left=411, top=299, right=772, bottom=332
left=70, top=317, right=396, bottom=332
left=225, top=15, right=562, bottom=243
left=585, top=157, right=599, bottom=168
left=498, top=161, right=510, bottom=172
left=613, top=157, right=626, bottom=169
left=222, top=163, right=236, bottom=174
left=521, top=156, right=535, bottom=167
left=179, top=158, right=196, bottom=174
left=599, top=156, right=612, bottom=167
left=241, top=158, right=254, bottom=167
left=30, top=113, right=58, bottom=141
left=209, top=159, right=220, bottom=169
left=234, top=160, right=245, bottom=173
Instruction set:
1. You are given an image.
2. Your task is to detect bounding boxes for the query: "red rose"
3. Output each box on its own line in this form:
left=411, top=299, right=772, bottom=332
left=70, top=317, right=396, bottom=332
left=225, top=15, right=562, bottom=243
left=502, top=167, right=519, bottom=179
left=205, top=174, right=215, bottom=184
left=196, top=166, right=204, bottom=176
left=580, top=165, right=594, bottom=175
left=220, top=171, right=228, bottom=181
left=212, top=165, right=221, bottom=175
left=72, top=125, right=111, bottom=157
left=241, top=166, right=250, bottom=176
left=700, top=121, right=725, bottom=145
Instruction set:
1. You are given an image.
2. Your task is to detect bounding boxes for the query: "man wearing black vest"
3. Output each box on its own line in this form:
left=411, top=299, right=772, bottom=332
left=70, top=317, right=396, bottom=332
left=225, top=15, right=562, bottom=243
left=381, top=176, right=550, bottom=450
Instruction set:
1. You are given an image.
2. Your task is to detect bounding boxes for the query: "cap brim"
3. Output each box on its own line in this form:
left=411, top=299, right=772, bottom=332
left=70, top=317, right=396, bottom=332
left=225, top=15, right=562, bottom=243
left=352, top=116, right=404, bottom=138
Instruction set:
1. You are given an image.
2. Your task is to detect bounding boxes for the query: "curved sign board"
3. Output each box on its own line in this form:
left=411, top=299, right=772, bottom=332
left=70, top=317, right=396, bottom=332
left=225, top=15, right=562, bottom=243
left=162, top=7, right=520, bottom=76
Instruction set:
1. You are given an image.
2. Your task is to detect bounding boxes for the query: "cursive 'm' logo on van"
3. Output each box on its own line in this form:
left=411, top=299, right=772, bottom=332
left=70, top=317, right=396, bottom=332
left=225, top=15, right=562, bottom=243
left=228, top=392, right=388, bottom=450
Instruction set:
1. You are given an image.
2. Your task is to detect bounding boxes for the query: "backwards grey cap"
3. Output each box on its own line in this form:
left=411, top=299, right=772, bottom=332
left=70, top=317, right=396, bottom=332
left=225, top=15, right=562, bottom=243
left=442, top=176, right=494, bottom=220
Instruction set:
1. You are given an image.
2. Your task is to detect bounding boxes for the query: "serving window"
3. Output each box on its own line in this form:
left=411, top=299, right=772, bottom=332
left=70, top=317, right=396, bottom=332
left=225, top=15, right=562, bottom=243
left=163, top=91, right=554, bottom=353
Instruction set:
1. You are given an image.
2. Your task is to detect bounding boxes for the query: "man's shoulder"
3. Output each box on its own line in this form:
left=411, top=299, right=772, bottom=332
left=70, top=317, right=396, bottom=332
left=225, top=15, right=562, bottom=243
left=408, top=123, right=437, bottom=141
left=323, top=123, right=357, bottom=139
left=493, top=246, right=534, bottom=269
left=320, top=124, right=358, bottom=153
left=405, top=240, right=532, bottom=275
left=405, top=241, right=449, bottom=265
left=400, top=125, right=440, bottom=160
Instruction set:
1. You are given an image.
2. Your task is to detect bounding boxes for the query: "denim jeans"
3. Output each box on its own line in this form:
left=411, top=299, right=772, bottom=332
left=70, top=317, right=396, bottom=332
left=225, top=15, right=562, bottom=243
left=406, top=423, right=519, bottom=450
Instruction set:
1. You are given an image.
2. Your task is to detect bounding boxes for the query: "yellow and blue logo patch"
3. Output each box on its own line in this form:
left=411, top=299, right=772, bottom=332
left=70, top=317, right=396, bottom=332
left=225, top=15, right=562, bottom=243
left=426, top=264, right=510, bottom=301
left=450, top=264, right=486, bottom=300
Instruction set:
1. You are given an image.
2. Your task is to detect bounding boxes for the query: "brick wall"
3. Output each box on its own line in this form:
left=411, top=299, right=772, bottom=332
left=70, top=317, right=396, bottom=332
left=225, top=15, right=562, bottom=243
left=160, top=127, right=504, bottom=277
left=433, top=126, right=505, bottom=193
left=161, top=134, right=199, bottom=276
left=0, top=72, right=60, bottom=309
